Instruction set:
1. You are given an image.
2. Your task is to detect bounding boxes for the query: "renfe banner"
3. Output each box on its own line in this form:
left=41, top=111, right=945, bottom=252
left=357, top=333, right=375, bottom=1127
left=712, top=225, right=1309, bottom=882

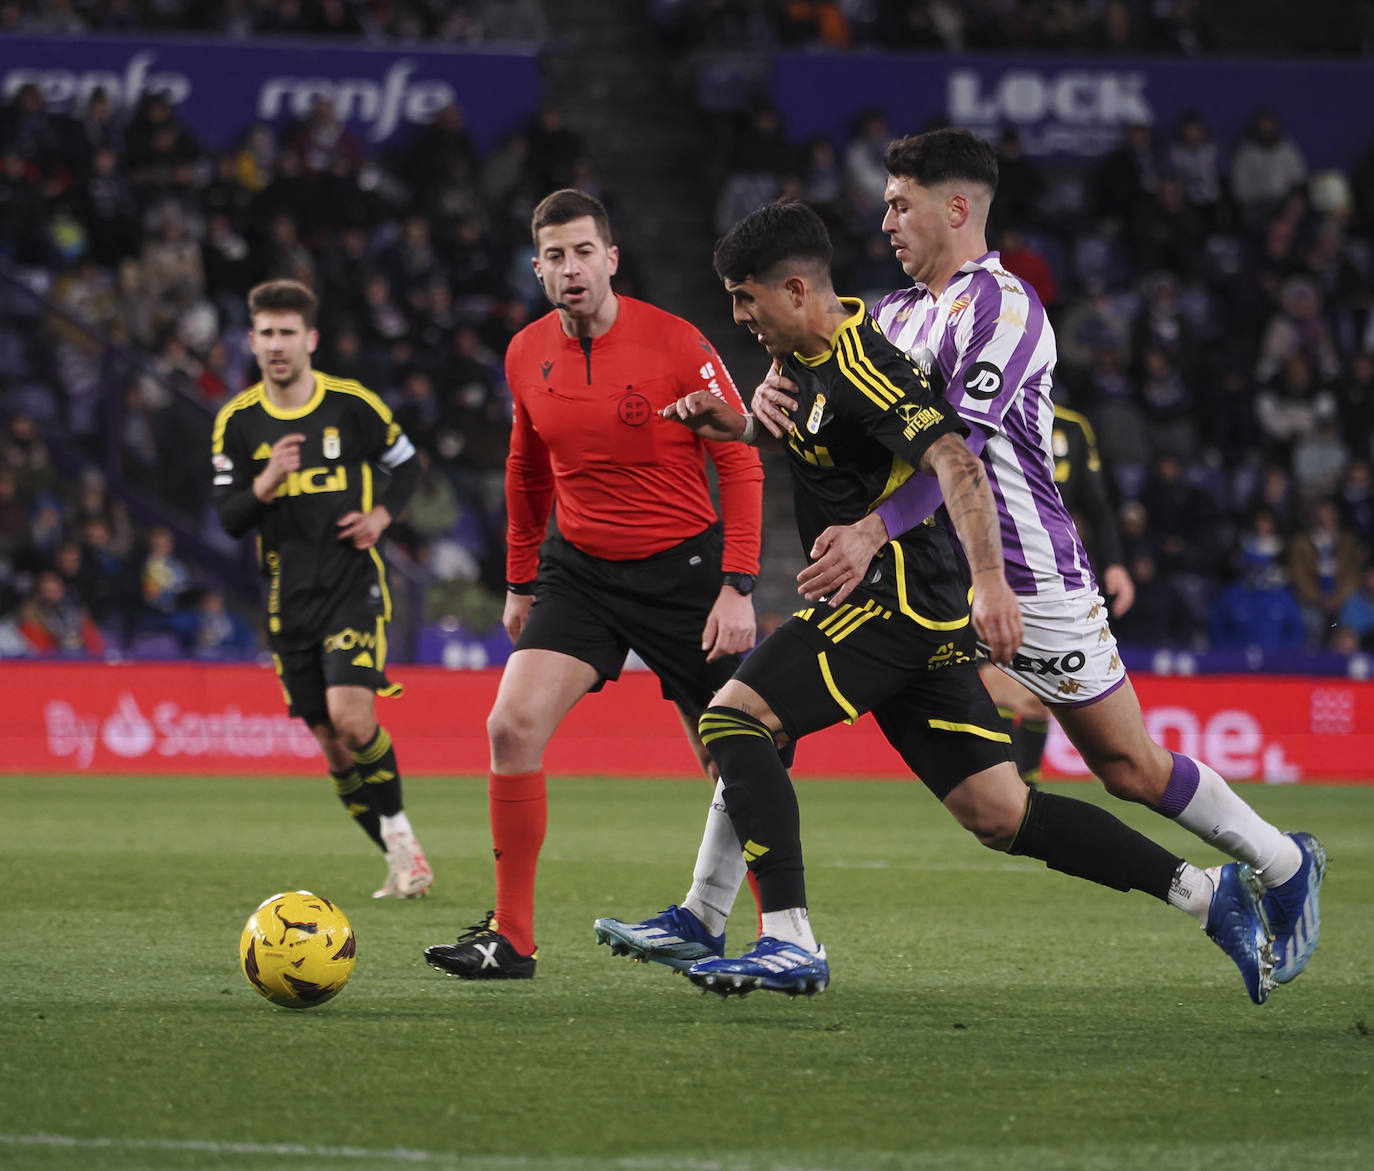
left=0, top=34, right=541, bottom=152
left=3, top=663, right=1370, bottom=783
left=764, top=51, right=1374, bottom=169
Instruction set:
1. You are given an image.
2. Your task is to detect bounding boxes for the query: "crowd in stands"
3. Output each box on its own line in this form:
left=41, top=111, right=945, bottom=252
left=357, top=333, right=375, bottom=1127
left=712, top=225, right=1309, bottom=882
left=650, top=0, right=1370, bottom=56
left=0, top=0, right=548, bottom=42
left=0, top=8, right=586, bottom=660
left=5, top=1, right=1374, bottom=662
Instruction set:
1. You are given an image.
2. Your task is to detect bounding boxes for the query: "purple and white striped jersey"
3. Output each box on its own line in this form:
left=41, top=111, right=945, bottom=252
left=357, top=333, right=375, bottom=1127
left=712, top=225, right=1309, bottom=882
left=871, top=251, right=1095, bottom=599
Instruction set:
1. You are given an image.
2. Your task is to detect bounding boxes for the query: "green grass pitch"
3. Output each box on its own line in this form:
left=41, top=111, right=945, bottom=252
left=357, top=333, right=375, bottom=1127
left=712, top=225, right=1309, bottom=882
left=1, top=774, right=1371, bottom=1171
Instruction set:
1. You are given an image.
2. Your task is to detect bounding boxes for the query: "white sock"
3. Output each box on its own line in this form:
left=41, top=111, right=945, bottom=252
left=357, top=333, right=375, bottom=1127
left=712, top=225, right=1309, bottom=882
left=1173, top=758, right=1301, bottom=886
left=682, top=779, right=746, bottom=937
left=379, top=811, right=412, bottom=840
left=1166, top=863, right=1215, bottom=923
left=761, top=907, right=818, bottom=952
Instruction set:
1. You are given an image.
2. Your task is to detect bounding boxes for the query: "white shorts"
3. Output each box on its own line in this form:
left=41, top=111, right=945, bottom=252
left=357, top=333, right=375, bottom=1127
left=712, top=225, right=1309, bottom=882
left=986, top=589, right=1128, bottom=707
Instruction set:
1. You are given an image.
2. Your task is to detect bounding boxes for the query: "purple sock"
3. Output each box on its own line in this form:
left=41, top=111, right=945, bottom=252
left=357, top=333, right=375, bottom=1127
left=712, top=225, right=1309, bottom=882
left=1154, top=751, right=1200, bottom=817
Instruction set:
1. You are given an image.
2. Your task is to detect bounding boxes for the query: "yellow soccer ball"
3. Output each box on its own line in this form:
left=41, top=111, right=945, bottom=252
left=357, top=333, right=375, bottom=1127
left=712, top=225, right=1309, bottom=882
left=239, top=890, right=356, bottom=1009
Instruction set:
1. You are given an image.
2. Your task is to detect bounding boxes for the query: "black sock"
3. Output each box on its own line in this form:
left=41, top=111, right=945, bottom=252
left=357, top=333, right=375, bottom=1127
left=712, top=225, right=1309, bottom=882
left=698, top=706, right=806, bottom=912
left=1009, top=789, right=1180, bottom=900
left=331, top=768, right=385, bottom=852
left=353, top=726, right=403, bottom=818
left=1015, top=717, right=1049, bottom=785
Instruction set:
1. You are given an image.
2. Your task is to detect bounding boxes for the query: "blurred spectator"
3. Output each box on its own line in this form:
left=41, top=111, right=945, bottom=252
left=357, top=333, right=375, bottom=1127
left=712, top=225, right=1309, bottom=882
left=997, top=227, right=1059, bottom=308
left=1255, top=275, right=1341, bottom=386
left=123, top=94, right=202, bottom=206
left=1288, top=497, right=1364, bottom=646
left=187, top=585, right=258, bottom=659
left=987, top=129, right=1046, bottom=237
left=1292, top=418, right=1350, bottom=500
left=842, top=108, right=890, bottom=211
left=1208, top=565, right=1307, bottom=653
left=1167, top=110, right=1224, bottom=231
left=1230, top=109, right=1308, bottom=229
left=1338, top=458, right=1374, bottom=546
left=1255, top=351, right=1338, bottom=464
left=1109, top=549, right=1195, bottom=647
left=1335, top=565, right=1374, bottom=650
left=1092, top=123, right=1161, bottom=228
left=17, top=569, right=106, bottom=656
left=136, top=524, right=196, bottom=649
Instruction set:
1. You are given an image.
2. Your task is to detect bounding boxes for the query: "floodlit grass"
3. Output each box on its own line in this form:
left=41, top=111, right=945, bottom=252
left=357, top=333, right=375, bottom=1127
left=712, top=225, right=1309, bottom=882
left=1, top=774, right=1371, bottom=1171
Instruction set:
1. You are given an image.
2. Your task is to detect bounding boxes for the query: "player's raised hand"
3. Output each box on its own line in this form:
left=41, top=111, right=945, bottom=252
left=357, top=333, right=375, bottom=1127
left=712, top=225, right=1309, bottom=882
left=661, top=390, right=747, bottom=443
left=337, top=506, right=391, bottom=549
left=798, top=513, right=889, bottom=607
left=749, top=367, right=799, bottom=439
left=253, top=432, right=306, bottom=500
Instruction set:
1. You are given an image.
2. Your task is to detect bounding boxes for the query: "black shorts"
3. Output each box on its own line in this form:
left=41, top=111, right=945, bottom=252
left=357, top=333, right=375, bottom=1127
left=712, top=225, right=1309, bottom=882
left=271, top=606, right=402, bottom=727
left=733, top=601, right=1012, bottom=799
left=517, top=527, right=739, bottom=719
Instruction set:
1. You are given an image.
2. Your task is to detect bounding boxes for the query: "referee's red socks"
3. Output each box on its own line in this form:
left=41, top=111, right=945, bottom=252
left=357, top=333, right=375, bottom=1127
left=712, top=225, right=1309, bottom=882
left=489, top=769, right=547, bottom=957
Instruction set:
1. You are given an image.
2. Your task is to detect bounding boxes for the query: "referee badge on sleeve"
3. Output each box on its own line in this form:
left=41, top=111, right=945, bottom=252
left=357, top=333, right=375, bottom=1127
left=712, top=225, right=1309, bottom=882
left=323, top=427, right=341, bottom=459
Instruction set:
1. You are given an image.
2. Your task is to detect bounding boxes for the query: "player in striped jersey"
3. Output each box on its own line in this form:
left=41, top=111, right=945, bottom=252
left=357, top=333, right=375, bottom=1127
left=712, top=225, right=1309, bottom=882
left=763, top=130, right=1325, bottom=992
left=211, top=279, right=433, bottom=901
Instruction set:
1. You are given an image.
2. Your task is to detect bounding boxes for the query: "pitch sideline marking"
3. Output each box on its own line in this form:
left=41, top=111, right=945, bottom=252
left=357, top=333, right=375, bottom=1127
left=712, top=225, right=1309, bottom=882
left=0, top=1133, right=817, bottom=1171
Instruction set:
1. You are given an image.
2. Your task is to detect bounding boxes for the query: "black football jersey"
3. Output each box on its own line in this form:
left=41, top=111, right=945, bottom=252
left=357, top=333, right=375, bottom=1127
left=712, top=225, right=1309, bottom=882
left=211, top=371, right=416, bottom=648
left=777, top=301, right=973, bottom=620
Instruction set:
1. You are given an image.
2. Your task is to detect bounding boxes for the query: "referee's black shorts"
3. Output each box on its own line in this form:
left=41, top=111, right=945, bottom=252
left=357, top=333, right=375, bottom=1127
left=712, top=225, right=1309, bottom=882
left=516, top=526, right=740, bottom=720
left=733, top=597, right=1013, bottom=799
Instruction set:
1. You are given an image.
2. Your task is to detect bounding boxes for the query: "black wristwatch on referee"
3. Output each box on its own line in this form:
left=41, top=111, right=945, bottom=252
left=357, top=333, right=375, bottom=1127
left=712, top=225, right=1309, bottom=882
left=721, top=572, right=756, bottom=596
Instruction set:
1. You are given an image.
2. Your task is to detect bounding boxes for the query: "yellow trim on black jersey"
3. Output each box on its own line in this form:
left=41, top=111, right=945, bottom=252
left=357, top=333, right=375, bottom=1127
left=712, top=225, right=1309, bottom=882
left=212, top=385, right=266, bottom=455
left=792, top=298, right=866, bottom=367
left=927, top=718, right=1012, bottom=743
left=257, top=371, right=327, bottom=420
left=837, top=327, right=904, bottom=411
left=889, top=541, right=970, bottom=630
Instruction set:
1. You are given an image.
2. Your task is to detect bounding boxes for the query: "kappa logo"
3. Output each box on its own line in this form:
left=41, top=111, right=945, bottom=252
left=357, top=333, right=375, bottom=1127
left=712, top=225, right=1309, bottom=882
left=962, top=362, right=1004, bottom=400
left=995, top=306, right=1026, bottom=329
left=540, top=360, right=553, bottom=381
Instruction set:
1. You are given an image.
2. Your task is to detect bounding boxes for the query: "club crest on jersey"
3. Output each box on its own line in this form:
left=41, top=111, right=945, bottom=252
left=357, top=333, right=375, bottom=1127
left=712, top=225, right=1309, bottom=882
left=806, top=393, right=826, bottom=434
left=322, top=427, right=341, bottom=460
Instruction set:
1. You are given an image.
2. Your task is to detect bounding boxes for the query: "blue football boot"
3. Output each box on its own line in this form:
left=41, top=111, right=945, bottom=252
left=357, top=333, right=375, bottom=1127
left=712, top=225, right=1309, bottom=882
left=1262, top=832, right=1327, bottom=985
left=1204, top=864, right=1274, bottom=1005
left=687, top=936, right=829, bottom=999
left=593, top=905, right=725, bottom=972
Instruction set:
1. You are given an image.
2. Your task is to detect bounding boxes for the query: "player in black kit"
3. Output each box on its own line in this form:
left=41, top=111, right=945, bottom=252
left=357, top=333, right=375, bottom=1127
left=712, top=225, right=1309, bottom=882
left=211, top=279, right=433, bottom=899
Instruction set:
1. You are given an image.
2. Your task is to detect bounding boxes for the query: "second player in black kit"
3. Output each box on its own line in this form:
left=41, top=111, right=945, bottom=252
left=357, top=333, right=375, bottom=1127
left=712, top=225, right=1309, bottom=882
left=212, top=279, right=434, bottom=900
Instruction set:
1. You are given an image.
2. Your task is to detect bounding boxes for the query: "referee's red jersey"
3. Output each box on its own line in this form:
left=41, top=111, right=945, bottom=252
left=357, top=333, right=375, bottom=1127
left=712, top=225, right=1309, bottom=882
left=504, top=295, right=764, bottom=583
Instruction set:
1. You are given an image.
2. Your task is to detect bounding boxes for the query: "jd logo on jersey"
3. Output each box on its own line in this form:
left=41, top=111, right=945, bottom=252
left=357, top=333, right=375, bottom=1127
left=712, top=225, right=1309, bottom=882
left=962, top=362, right=1004, bottom=400
left=322, top=427, right=341, bottom=460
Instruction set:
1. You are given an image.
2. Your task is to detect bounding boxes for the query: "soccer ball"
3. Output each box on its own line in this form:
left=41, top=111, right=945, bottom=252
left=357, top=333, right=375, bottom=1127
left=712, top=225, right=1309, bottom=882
left=239, top=890, right=356, bottom=1009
